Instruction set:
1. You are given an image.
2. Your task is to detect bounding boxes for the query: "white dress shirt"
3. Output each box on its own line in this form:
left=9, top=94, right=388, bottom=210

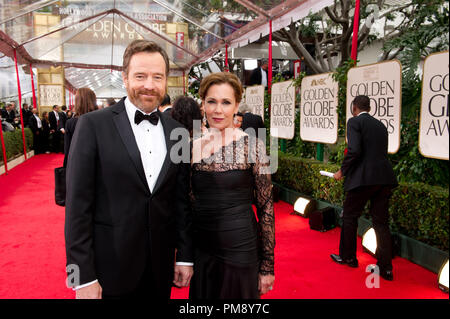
left=73, top=97, right=192, bottom=291
left=125, top=97, right=166, bottom=193
left=261, top=67, right=268, bottom=87
left=33, top=114, right=42, bottom=129
left=53, top=110, right=59, bottom=122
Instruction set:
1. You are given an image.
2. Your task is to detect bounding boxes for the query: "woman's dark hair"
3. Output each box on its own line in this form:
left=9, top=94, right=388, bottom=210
left=74, top=87, right=98, bottom=116
left=352, top=95, right=371, bottom=112
left=171, top=96, right=202, bottom=137
left=160, top=94, right=171, bottom=107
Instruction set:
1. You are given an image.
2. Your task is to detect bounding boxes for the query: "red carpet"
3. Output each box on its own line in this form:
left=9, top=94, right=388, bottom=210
left=0, top=154, right=447, bottom=299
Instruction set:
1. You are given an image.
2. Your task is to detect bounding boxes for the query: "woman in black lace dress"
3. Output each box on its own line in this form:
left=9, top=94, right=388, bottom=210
left=189, top=72, right=275, bottom=299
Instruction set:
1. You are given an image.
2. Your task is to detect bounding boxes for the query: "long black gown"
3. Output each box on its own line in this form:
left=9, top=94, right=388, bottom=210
left=189, top=135, right=275, bottom=299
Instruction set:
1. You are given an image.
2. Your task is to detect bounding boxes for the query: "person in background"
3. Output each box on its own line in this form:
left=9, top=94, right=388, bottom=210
left=59, top=106, right=68, bottom=133
left=22, top=103, right=32, bottom=128
left=28, top=108, right=43, bottom=154
left=233, top=112, right=243, bottom=129
left=331, top=95, right=398, bottom=281
left=158, top=94, right=172, bottom=114
left=4, top=103, right=16, bottom=125
left=57, top=105, right=68, bottom=152
left=1, top=111, right=14, bottom=132
left=170, top=96, right=203, bottom=138
left=41, top=111, right=51, bottom=154
left=240, top=104, right=265, bottom=140
left=106, top=98, right=117, bottom=108
left=249, top=59, right=269, bottom=87
left=48, top=105, right=61, bottom=153
left=63, top=88, right=98, bottom=168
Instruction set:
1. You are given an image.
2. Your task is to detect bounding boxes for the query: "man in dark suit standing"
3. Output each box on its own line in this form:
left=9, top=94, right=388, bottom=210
left=57, top=105, right=68, bottom=152
left=331, top=95, right=398, bottom=281
left=22, top=103, right=32, bottom=128
left=158, top=94, right=172, bottom=115
left=240, top=104, right=265, bottom=140
left=4, top=103, right=16, bottom=125
left=65, top=40, right=193, bottom=299
left=28, top=108, right=43, bottom=154
left=249, top=59, right=269, bottom=87
left=48, top=105, right=61, bottom=152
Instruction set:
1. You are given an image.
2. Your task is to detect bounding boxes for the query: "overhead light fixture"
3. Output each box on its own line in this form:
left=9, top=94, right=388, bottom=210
left=438, top=259, right=449, bottom=293
left=362, top=228, right=377, bottom=256
left=292, top=197, right=316, bottom=218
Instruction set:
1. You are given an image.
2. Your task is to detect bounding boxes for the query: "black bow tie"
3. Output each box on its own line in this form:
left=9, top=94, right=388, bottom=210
left=134, top=110, right=159, bottom=125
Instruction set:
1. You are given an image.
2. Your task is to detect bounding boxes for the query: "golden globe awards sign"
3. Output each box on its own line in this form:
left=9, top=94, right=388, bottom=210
left=346, top=60, right=402, bottom=153
left=300, top=73, right=338, bottom=144
left=245, top=85, right=265, bottom=120
left=270, top=80, right=295, bottom=139
left=419, top=51, right=449, bottom=160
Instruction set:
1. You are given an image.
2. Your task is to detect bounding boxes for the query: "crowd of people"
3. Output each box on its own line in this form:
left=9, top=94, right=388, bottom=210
left=0, top=98, right=117, bottom=157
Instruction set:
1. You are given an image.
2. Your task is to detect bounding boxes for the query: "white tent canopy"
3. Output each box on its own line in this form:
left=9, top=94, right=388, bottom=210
left=0, top=0, right=333, bottom=94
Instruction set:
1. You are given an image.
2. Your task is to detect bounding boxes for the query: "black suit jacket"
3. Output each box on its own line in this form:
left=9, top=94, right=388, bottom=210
left=63, top=117, right=78, bottom=168
left=341, top=113, right=397, bottom=192
left=249, top=67, right=268, bottom=86
left=58, top=111, right=68, bottom=131
left=5, top=110, right=16, bottom=124
left=241, top=112, right=265, bottom=140
left=65, top=98, right=193, bottom=296
left=48, top=111, right=59, bottom=131
left=22, top=108, right=32, bottom=127
left=28, top=114, right=41, bottom=134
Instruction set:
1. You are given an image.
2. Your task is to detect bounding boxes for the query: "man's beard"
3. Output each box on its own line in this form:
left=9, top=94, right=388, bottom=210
left=128, top=88, right=163, bottom=113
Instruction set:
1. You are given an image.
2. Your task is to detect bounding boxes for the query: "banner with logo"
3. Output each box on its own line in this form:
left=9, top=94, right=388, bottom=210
left=346, top=60, right=402, bottom=153
left=419, top=51, right=449, bottom=160
left=245, top=85, right=265, bottom=119
left=300, top=73, right=338, bottom=144
left=270, top=80, right=295, bottom=139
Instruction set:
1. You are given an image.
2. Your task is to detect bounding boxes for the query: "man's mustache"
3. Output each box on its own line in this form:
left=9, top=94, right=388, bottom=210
left=137, top=90, right=159, bottom=96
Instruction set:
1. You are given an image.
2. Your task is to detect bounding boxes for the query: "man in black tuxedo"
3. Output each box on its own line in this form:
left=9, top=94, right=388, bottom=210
left=28, top=108, right=43, bottom=154
left=331, top=95, right=398, bottom=281
left=22, top=103, right=32, bottom=128
left=57, top=105, right=68, bottom=152
left=249, top=59, right=268, bottom=87
left=65, top=40, right=193, bottom=299
left=48, top=105, right=61, bottom=152
left=158, top=94, right=172, bottom=115
left=240, top=104, right=265, bottom=140
left=4, top=103, right=16, bottom=125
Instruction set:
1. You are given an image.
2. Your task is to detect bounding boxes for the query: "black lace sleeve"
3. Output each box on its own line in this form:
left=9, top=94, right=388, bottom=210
left=250, top=137, right=275, bottom=276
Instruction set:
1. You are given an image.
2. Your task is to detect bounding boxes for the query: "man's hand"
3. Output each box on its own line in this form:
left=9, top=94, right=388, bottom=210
left=333, top=169, right=343, bottom=181
left=258, top=274, right=275, bottom=295
left=76, top=282, right=102, bottom=299
left=173, top=265, right=193, bottom=287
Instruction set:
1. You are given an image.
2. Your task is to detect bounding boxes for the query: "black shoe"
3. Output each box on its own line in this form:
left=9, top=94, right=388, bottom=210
left=330, top=254, right=358, bottom=268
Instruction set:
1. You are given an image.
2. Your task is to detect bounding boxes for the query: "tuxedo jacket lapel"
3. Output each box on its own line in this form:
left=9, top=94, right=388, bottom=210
left=152, top=110, right=174, bottom=196
left=112, top=100, right=151, bottom=195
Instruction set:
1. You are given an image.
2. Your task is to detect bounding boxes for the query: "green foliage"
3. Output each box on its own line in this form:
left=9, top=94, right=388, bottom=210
left=383, top=1, right=449, bottom=80
left=331, top=59, right=357, bottom=136
left=389, top=183, right=449, bottom=251
left=0, top=128, right=33, bottom=163
left=328, top=139, right=347, bottom=164
left=273, top=153, right=449, bottom=251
